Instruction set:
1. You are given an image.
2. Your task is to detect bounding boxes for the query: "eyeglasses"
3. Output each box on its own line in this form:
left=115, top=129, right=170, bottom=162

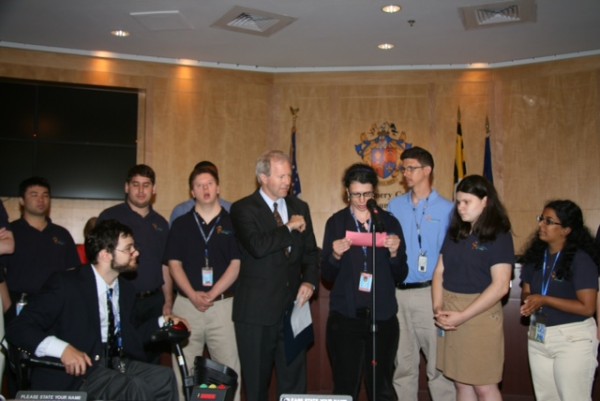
left=348, top=191, right=375, bottom=199
left=536, top=215, right=562, bottom=226
left=399, top=166, right=424, bottom=174
left=115, top=244, right=137, bottom=254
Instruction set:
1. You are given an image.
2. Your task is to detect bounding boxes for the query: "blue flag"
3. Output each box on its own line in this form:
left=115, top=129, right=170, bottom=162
left=483, top=117, right=493, bottom=183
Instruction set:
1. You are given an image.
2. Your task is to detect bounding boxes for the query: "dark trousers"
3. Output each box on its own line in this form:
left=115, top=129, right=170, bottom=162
left=134, top=290, right=168, bottom=363
left=326, top=311, right=399, bottom=401
left=235, top=319, right=307, bottom=401
left=80, top=359, right=178, bottom=401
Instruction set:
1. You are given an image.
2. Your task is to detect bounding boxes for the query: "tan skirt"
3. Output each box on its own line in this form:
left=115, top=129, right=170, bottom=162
left=436, top=289, right=504, bottom=385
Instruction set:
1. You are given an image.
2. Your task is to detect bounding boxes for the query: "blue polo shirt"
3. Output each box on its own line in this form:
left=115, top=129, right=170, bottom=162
left=388, top=190, right=453, bottom=283
left=3, top=218, right=79, bottom=294
left=165, top=208, right=240, bottom=292
left=98, top=202, right=169, bottom=293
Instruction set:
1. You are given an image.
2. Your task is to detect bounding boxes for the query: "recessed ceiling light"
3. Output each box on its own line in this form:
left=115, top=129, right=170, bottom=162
left=111, top=30, right=130, bottom=37
left=382, top=5, right=402, bottom=14
left=378, top=43, right=395, bottom=50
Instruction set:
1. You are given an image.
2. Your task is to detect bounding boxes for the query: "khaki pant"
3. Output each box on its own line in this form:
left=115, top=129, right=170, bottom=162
left=172, top=296, right=241, bottom=401
left=394, top=287, right=455, bottom=401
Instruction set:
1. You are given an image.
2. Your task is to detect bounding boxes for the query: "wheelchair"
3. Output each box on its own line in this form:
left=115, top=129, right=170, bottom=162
left=3, top=320, right=238, bottom=401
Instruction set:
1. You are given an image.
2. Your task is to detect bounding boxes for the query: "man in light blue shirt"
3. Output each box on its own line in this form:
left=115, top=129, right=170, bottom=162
left=169, top=161, right=231, bottom=225
left=388, top=147, right=455, bottom=401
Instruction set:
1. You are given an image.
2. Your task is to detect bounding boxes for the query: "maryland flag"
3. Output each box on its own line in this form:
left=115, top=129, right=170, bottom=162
left=483, top=116, right=494, bottom=183
left=454, top=107, right=467, bottom=187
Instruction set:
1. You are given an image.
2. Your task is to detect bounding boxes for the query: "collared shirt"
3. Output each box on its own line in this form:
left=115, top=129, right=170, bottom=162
left=165, top=208, right=240, bottom=291
left=35, top=266, right=167, bottom=359
left=0, top=200, right=9, bottom=229
left=3, top=218, right=79, bottom=294
left=388, top=190, right=453, bottom=283
left=259, top=189, right=289, bottom=224
left=98, top=202, right=169, bottom=293
left=169, top=198, right=232, bottom=226
left=35, top=265, right=119, bottom=358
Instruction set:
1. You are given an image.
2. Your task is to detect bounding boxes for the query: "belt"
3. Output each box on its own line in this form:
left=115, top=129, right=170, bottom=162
left=396, top=280, right=432, bottom=290
left=177, top=291, right=234, bottom=301
left=214, top=292, right=234, bottom=301
left=136, top=288, right=161, bottom=299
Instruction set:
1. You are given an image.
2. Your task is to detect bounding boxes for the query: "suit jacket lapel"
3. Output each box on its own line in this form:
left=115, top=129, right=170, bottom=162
left=81, top=266, right=101, bottom=334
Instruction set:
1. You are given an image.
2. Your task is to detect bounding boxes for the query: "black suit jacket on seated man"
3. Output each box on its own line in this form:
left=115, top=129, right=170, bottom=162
left=7, top=265, right=156, bottom=390
left=6, top=218, right=179, bottom=401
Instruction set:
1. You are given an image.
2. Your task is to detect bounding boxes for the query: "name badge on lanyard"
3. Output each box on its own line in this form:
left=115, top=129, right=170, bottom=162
left=528, top=250, right=560, bottom=344
left=194, top=212, right=221, bottom=288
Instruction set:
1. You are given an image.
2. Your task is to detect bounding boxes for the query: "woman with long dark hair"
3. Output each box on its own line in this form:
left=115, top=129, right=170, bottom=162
left=321, top=163, right=408, bottom=401
left=432, top=175, right=514, bottom=401
left=520, top=199, right=599, bottom=401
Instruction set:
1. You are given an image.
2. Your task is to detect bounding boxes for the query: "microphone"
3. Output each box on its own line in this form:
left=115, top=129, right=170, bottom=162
left=366, top=199, right=385, bottom=232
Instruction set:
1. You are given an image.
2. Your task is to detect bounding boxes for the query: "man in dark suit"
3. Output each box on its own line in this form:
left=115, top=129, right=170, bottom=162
left=7, top=219, right=184, bottom=401
left=230, top=150, right=319, bottom=401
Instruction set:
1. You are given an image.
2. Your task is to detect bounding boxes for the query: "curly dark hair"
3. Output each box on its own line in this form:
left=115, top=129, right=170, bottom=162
left=519, top=199, right=600, bottom=280
left=448, top=175, right=511, bottom=243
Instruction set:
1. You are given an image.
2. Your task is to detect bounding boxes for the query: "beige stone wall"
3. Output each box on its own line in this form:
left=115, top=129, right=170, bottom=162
left=2, top=48, right=600, bottom=251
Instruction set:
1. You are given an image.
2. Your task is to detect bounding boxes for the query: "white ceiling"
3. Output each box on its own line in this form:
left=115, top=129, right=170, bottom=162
left=1, top=0, right=600, bottom=72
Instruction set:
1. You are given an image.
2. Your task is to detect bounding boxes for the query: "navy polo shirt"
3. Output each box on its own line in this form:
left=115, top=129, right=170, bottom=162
left=0, top=201, right=10, bottom=283
left=165, top=208, right=240, bottom=292
left=521, top=249, right=599, bottom=326
left=3, top=218, right=79, bottom=294
left=98, top=202, right=169, bottom=293
left=441, top=231, right=514, bottom=294
left=0, top=201, right=9, bottom=229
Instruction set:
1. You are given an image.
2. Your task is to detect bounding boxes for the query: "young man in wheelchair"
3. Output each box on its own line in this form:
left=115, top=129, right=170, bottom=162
left=7, top=219, right=188, bottom=401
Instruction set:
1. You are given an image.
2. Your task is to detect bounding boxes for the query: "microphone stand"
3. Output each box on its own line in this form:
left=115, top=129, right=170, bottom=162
left=370, top=218, right=378, bottom=401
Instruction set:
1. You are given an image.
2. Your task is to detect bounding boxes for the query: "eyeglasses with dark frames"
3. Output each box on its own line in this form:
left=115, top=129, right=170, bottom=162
left=115, top=244, right=137, bottom=254
left=399, top=166, right=424, bottom=174
left=536, top=215, right=562, bottom=226
left=348, top=192, right=375, bottom=199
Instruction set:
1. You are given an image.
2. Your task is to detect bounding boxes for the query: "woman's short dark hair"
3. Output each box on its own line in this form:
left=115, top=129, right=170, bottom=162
left=449, top=175, right=511, bottom=242
left=519, top=199, right=599, bottom=279
left=343, top=163, right=378, bottom=189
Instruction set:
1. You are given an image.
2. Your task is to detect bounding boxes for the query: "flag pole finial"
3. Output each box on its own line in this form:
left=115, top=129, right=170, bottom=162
left=290, top=107, right=299, bottom=126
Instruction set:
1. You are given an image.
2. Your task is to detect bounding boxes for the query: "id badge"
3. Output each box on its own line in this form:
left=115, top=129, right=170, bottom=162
left=202, top=267, right=214, bottom=287
left=418, top=254, right=428, bottom=273
left=528, top=313, right=546, bottom=343
left=359, top=272, right=373, bottom=292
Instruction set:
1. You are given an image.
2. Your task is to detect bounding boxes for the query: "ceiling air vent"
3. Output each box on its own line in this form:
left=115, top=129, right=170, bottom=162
left=130, top=10, right=194, bottom=31
left=460, top=0, right=536, bottom=30
left=211, top=6, right=297, bottom=37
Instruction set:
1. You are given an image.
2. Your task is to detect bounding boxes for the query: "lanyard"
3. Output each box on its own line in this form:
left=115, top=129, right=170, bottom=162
left=541, top=250, right=560, bottom=296
left=351, top=209, right=371, bottom=272
left=193, top=212, right=221, bottom=266
left=411, top=194, right=429, bottom=254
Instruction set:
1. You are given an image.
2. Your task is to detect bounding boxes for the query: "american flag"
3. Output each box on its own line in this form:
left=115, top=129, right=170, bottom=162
left=290, top=125, right=302, bottom=197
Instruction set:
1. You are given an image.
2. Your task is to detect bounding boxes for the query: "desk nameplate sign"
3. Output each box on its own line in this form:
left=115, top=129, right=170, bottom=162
left=15, top=391, right=87, bottom=401
left=280, top=395, right=352, bottom=401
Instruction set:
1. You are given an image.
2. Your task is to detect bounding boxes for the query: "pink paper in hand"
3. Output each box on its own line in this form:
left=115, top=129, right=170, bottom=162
left=345, top=230, right=387, bottom=247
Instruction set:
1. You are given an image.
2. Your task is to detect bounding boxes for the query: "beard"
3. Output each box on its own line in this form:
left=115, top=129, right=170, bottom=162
left=111, top=259, right=138, bottom=273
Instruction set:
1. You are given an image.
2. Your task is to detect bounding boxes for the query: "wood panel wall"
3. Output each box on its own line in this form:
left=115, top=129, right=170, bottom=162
left=2, top=48, right=600, bottom=400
